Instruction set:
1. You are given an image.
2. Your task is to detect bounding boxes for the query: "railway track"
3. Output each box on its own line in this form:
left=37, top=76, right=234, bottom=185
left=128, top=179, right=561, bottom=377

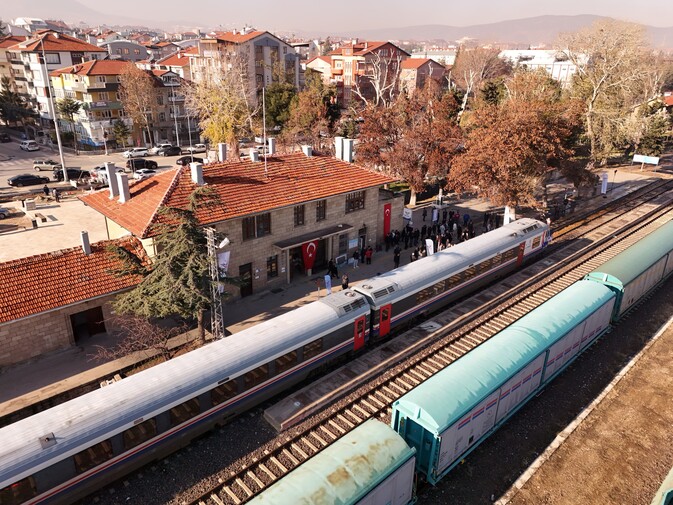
left=190, top=194, right=673, bottom=505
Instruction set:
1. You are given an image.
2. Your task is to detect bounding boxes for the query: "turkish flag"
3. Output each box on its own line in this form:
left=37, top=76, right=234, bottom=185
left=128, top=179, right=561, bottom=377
left=383, top=203, right=392, bottom=236
left=302, top=240, right=319, bottom=271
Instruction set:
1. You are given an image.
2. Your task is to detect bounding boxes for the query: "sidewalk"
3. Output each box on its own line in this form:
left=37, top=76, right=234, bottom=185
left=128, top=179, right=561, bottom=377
left=0, top=166, right=664, bottom=417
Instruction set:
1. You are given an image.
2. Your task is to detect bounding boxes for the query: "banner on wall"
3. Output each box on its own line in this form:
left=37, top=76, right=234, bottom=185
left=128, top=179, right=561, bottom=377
left=383, top=203, right=392, bottom=236
left=217, top=251, right=231, bottom=276
left=302, top=240, right=319, bottom=271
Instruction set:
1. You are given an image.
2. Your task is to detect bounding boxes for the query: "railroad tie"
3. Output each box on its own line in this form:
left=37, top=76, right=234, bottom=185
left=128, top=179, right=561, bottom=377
left=246, top=470, right=264, bottom=489
left=221, top=487, right=240, bottom=504
left=235, top=477, right=253, bottom=497
left=269, top=456, right=287, bottom=473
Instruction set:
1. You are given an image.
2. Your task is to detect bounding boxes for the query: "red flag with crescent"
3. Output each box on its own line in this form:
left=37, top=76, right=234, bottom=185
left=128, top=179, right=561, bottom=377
left=383, top=203, right=392, bottom=236
left=302, top=240, right=319, bottom=271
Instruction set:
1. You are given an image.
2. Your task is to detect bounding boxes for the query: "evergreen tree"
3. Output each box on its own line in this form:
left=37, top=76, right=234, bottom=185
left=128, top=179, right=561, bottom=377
left=263, top=81, right=296, bottom=128
left=56, top=97, right=82, bottom=152
left=112, top=119, right=131, bottom=148
left=112, top=187, right=230, bottom=344
left=0, top=76, right=33, bottom=128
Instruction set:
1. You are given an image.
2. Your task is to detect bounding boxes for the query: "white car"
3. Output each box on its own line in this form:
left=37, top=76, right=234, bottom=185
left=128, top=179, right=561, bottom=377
left=123, top=147, right=149, bottom=158
left=19, top=140, right=40, bottom=151
left=133, top=168, right=157, bottom=180
left=184, top=143, right=207, bottom=154
left=148, top=143, right=172, bottom=155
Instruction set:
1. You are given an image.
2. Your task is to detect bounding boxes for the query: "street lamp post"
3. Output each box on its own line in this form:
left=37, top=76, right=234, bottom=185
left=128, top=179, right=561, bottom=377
left=39, top=34, right=68, bottom=183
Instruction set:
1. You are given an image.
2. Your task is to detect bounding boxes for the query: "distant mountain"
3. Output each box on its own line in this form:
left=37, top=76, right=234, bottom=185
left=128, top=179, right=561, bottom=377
left=333, top=15, right=673, bottom=49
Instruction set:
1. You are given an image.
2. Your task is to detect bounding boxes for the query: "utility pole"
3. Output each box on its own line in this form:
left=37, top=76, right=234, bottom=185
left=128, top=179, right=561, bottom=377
left=206, top=227, right=225, bottom=340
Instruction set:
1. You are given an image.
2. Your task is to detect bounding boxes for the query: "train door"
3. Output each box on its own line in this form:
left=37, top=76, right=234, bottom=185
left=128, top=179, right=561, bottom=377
left=516, top=242, right=526, bottom=266
left=353, top=315, right=366, bottom=351
left=379, top=304, right=392, bottom=338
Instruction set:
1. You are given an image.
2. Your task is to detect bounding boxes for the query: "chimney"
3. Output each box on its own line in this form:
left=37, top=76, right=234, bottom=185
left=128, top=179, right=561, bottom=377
left=116, top=172, right=130, bottom=203
left=106, top=162, right=119, bottom=198
left=301, top=145, right=313, bottom=157
left=343, top=139, right=354, bottom=163
left=334, top=136, right=344, bottom=160
left=250, top=149, right=259, bottom=162
left=217, top=142, right=227, bottom=162
left=268, top=138, right=276, bottom=155
left=80, top=230, right=91, bottom=255
left=190, top=162, right=204, bottom=185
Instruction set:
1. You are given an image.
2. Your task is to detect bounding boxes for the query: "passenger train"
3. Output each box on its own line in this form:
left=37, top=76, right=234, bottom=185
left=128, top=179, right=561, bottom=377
left=0, top=219, right=550, bottom=504
left=247, top=219, right=673, bottom=505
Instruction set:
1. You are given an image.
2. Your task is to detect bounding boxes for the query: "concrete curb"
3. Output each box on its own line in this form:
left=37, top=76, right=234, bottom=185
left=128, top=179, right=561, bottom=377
left=496, top=312, right=673, bottom=505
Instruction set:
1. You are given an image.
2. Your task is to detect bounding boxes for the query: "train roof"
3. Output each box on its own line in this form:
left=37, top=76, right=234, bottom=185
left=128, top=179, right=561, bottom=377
left=354, top=218, right=546, bottom=302
left=247, top=419, right=415, bottom=505
left=0, top=289, right=370, bottom=487
left=585, top=220, right=673, bottom=288
left=392, top=280, right=614, bottom=434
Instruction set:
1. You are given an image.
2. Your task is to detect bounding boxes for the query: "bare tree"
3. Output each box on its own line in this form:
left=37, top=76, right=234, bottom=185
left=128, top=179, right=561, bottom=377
left=119, top=63, right=158, bottom=146
left=450, top=47, right=511, bottom=121
left=560, top=19, right=660, bottom=165
left=184, top=52, right=257, bottom=158
left=352, top=50, right=404, bottom=107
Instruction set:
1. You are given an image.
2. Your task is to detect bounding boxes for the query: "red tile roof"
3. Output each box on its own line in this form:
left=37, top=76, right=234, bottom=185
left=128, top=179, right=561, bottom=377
left=307, top=55, right=331, bottom=66
left=80, top=153, right=397, bottom=238
left=50, top=59, right=131, bottom=77
left=0, top=35, right=27, bottom=49
left=10, top=31, right=106, bottom=53
left=0, top=237, right=150, bottom=324
left=402, top=58, right=433, bottom=69
left=664, top=95, right=673, bottom=107
left=331, top=41, right=410, bottom=58
left=157, top=47, right=196, bottom=66
left=207, top=30, right=265, bottom=44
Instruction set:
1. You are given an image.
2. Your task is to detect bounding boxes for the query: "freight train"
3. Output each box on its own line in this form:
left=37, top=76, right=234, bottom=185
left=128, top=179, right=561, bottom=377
left=246, top=219, right=673, bottom=505
left=0, top=219, right=549, bottom=504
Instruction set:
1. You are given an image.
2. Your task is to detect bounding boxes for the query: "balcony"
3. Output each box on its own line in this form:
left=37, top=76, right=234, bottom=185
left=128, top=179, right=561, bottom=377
left=83, top=100, right=122, bottom=110
left=168, top=95, right=185, bottom=102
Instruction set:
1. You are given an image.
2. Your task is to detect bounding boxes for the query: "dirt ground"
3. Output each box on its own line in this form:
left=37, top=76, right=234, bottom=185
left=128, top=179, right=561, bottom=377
left=419, top=278, right=673, bottom=505
left=505, top=293, right=673, bottom=505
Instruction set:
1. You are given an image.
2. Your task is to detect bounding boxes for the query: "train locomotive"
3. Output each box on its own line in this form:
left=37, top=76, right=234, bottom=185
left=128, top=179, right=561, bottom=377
left=0, top=218, right=549, bottom=505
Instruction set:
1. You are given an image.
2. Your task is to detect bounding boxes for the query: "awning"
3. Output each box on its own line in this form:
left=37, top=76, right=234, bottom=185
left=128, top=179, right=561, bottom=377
left=273, top=224, right=353, bottom=251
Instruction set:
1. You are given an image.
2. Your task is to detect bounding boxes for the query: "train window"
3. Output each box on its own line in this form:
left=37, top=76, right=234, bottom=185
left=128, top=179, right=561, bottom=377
left=532, top=236, right=541, bottom=248
left=169, top=398, right=201, bottom=427
left=73, top=439, right=113, bottom=474
left=303, top=338, right=323, bottom=360
left=445, top=274, right=461, bottom=289
left=275, top=351, right=298, bottom=374
left=244, top=364, right=269, bottom=389
left=491, top=253, right=502, bottom=267
left=463, top=266, right=477, bottom=280
left=0, top=476, right=37, bottom=505
left=211, top=380, right=238, bottom=406
left=122, top=418, right=157, bottom=451
left=501, top=247, right=518, bottom=263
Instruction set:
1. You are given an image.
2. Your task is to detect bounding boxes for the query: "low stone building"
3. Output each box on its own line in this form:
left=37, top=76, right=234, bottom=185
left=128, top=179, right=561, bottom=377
left=0, top=236, right=150, bottom=367
left=80, top=147, right=404, bottom=300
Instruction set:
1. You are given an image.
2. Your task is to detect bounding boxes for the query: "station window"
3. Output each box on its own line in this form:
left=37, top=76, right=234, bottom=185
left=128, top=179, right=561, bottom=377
left=244, top=364, right=269, bottom=389
left=294, top=205, right=305, bottom=226
left=275, top=350, right=298, bottom=374
left=73, top=440, right=113, bottom=474
left=242, top=213, right=272, bottom=240
left=169, top=398, right=200, bottom=427
left=211, top=380, right=238, bottom=406
left=267, top=255, right=278, bottom=279
left=0, top=476, right=37, bottom=505
left=316, top=199, right=327, bottom=221
left=122, top=418, right=157, bottom=450
left=345, top=191, right=365, bottom=213
left=303, top=338, right=323, bottom=360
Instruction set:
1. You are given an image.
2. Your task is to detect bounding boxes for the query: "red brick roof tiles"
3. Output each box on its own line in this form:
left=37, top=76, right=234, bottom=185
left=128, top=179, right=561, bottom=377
left=157, top=48, right=196, bottom=66
left=402, top=58, right=433, bottom=69
left=10, top=31, right=106, bottom=53
left=50, top=59, right=131, bottom=77
left=81, top=153, right=397, bottom=238
left=0, top=237, right=151, bottom=323
left=0, top=36, right=27, bottom=48
left=208, top=30, right=265, bottom=43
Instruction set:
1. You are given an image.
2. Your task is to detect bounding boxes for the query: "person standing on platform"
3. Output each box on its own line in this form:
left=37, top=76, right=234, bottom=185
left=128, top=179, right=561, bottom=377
left=393, top=245, right=401, bottom=269
left=341, top=273, right=349, bottom=290
left=352, top=250, right=359, bottom=268
left=422, top=208, right=427, bottom=221
left=365, top=246, right=373, bottom=264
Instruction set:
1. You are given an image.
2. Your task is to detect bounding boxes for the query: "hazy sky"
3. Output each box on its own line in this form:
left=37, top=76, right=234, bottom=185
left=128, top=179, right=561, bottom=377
left=6, top=0, right=673, bottom=33
left=78, top=0, right=673, bottom=31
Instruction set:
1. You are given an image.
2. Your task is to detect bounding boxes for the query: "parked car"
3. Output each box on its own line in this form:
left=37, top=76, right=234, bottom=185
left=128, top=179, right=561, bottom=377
left=158, top=145, right=182, bottom=156
left=53, top=168, right=91, bottom=182
left=0, top=133, right=10, bottom=143
left=0, top=207, right=10, bottom=219
left=133, top=168, right=157, bottom=180
left=122, top=147, right=149, bottom=158
left=33, top=159, right=61, bottom=171
left=7, top=173, right=50, bottom=187
left=183, top=143, right=207, bottom=154
left=148, top=143, right=172, bottom=155
left=90, top=166, right=123, bottom=184
left=176, top=156, right=204, bottom=166
left=19, top=140, right=40, bottom=151
left=126, top=158, right=158, bottom=171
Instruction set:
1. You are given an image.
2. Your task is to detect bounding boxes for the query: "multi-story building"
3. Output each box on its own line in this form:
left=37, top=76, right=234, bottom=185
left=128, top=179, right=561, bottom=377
left=305, top=55, right=332, bottom=85
left=329, top=40, right=409, bottom=108
left=103, top=40, right=151, bottom=62
left=499, top=49, right=581, bottom=88
left=151, top=47, right=197, bottom=79
left=190, top=27, right=301, bottom=105
left=0, top=36, right=26, bottom=92
left=49, top=59, right=132, bottom=148
left=147, top=69, right=192, bottom=146
left=399, top=58, right=446, bottom=94
left=8, top=30, right=107, bottom=128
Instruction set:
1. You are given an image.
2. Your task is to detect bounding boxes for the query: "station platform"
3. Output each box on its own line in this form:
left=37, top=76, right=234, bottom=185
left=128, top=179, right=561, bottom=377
left=0, top=164, right=666, bottom=423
